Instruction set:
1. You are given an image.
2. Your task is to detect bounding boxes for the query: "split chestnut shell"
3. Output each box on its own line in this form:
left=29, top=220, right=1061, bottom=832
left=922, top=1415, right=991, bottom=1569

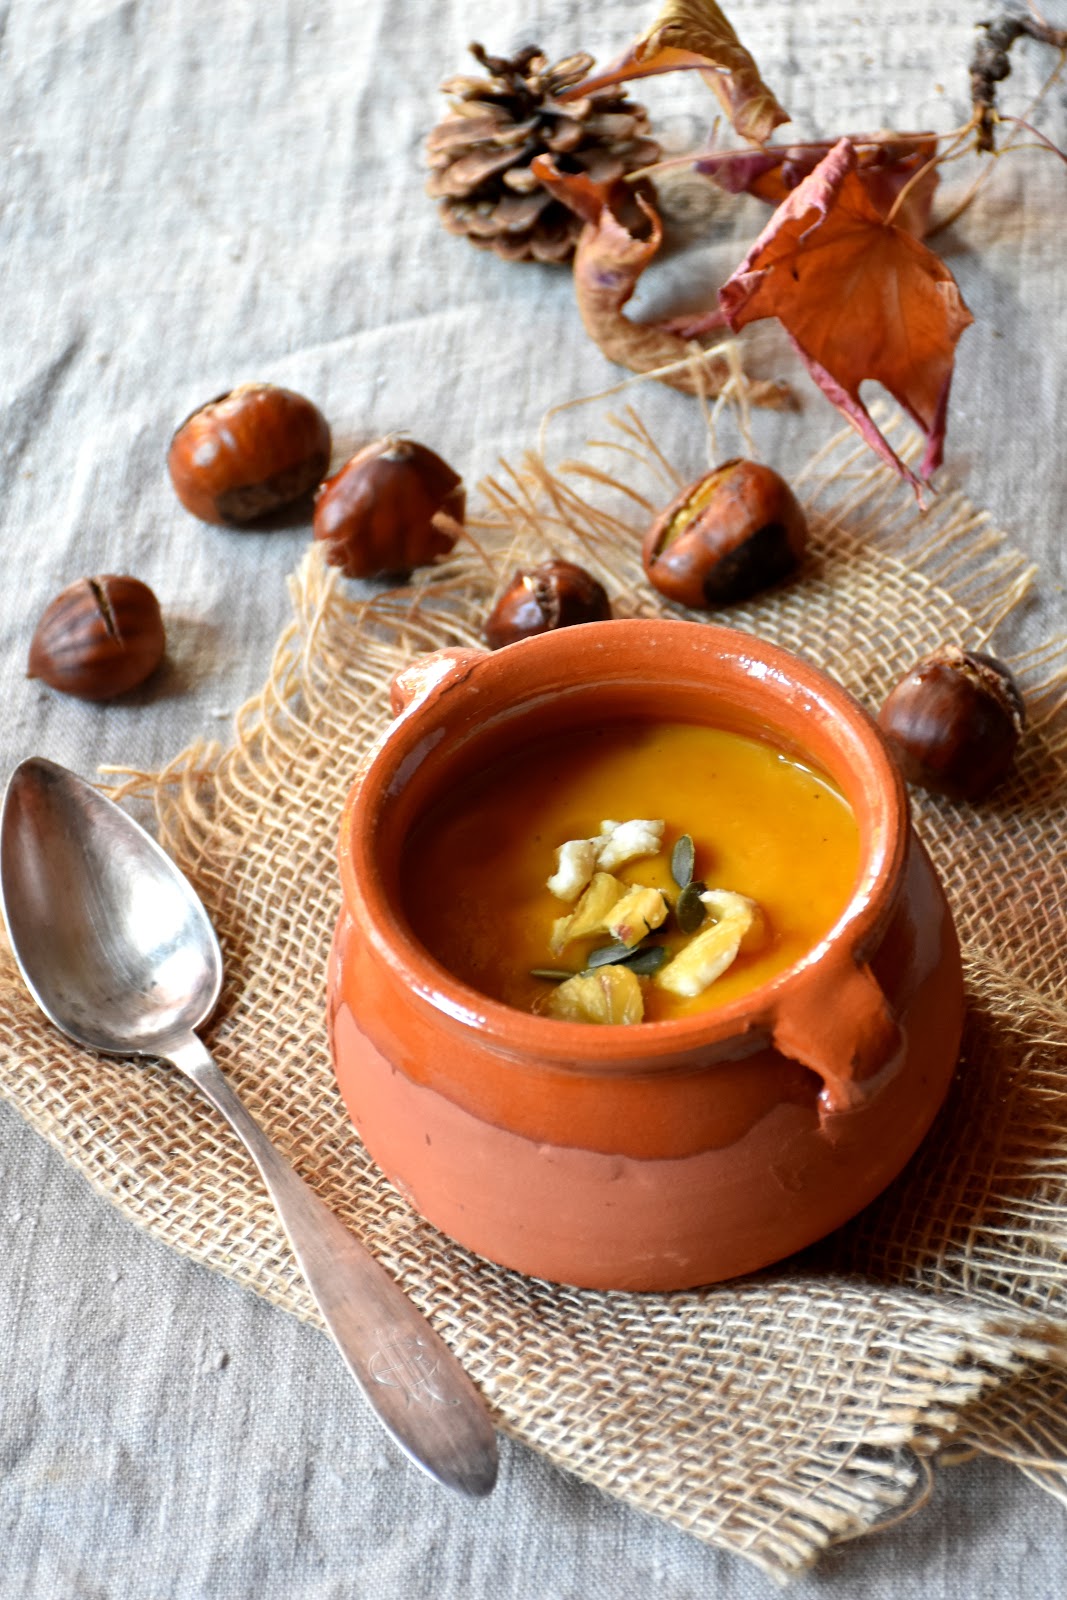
left=643, top=458, right=807, bottom=609
left=28, top=576, right=166, bottom=701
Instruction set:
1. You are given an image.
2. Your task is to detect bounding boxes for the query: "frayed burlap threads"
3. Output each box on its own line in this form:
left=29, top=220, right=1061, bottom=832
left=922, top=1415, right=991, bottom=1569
left=2, top=412, right=1067, bottom=1581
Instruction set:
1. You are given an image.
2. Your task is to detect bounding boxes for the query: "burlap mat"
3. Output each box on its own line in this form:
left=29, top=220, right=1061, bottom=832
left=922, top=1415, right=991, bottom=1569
left=3, top=407, right=1066, bottom=1581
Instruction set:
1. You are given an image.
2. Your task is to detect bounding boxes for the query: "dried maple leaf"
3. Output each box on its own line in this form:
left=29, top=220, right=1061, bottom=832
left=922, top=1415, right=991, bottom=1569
left=699, top=133, right=941, bottom=237
left=719, top=139, right=973, bottom=495
left=531, top=155, right=791, bottom=405
left=560, top=0, right=788, bottom=146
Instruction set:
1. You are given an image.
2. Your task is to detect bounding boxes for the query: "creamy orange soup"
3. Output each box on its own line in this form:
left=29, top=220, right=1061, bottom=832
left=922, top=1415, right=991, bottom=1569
left=402, top=720, right=860, bottom=1022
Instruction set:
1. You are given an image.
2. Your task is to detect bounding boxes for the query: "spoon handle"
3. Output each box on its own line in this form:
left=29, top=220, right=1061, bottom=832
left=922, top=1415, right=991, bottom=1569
left=166, top=1033, right=497, bottom=1498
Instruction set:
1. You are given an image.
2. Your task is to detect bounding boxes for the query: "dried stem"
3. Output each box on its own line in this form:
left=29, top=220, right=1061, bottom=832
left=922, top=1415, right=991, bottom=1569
left=928, top=46, right=1066, bottom=237
left=998, top=114, right=1067, bottom=166
left=884, top=119, right=978, bottom=229
left=625, top=128, right=967, bottom=189
left=970, top=10, right=1067, bottom=151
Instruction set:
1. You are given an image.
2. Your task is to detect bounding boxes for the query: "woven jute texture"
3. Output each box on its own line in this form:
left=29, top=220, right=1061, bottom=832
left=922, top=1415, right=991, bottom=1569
left=2, top=409, right=1066, bottom=1581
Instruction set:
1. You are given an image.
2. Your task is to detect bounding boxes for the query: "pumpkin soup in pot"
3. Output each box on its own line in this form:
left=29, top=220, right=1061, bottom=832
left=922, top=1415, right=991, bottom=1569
left=402, top=720, right=860, bottom=1023
left=329, top=620, right=964, bottom=1290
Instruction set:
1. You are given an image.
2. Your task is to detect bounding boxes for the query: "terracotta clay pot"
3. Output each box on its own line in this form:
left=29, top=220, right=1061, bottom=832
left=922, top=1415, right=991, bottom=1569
left=329, top=620, right=964, bottom=1291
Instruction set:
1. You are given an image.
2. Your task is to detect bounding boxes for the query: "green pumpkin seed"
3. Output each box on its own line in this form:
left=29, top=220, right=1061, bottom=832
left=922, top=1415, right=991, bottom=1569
left=620, top=943, right=670, bottom=977
left=584, top=942, right=670, bottom=978
left=585, top=941, right=634, bottom=969
left=530, top=968, right=578, bottom=982
left=676, top=880, right=707, bottom=935
left=671, top=833, right=695, bottom=889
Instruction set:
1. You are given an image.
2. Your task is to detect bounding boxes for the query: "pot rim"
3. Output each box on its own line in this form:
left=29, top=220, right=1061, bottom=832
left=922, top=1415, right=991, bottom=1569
left=337, top=619, right=908, bottom=1070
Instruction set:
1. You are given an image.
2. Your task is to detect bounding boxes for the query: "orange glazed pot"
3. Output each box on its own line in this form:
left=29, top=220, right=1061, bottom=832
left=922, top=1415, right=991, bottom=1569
left=328, top=620, right=964, bottom=1291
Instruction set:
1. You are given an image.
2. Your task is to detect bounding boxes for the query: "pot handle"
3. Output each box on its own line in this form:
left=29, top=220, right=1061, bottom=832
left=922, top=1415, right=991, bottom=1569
left=389, top=648, right=487, bottom=718
left=772, top=955, right=902, bottom=1115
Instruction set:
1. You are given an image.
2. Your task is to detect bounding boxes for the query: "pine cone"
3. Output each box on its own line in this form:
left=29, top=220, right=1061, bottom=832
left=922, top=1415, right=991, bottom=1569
left=426, top=43, right=661, bottom=264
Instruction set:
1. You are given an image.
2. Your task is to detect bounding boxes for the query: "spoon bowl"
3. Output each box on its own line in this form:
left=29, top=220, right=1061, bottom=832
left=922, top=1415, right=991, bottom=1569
left=0, top=756, right=497, bottom=1498
left=1, top=757, right=221, bottom=1055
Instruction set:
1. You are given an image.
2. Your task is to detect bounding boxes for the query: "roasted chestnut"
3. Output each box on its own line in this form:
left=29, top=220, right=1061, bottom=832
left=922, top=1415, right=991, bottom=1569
left=484, top=558, right=611, bottom=649
left=167, top=383, right=331, bottom=525
left=313, top=436, right=464, bottom=578
left=642, top=459, right=807, bottom=608
left=28, top=576, right=166, bottom=700
left=877, top=646, right=1025, bottom=800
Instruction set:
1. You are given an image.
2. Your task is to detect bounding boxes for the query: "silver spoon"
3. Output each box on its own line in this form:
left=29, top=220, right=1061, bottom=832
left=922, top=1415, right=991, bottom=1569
left=0, top=756, right=497, bottom=1498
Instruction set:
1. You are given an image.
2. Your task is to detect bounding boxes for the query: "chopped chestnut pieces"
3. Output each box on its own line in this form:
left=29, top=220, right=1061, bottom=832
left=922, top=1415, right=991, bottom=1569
left=655, top=890, right=765, bottom=999
left=546, top=819, right=665, bottom=902
left=545, top=964, right=644, bottom=1025
left=535, top=819, right=767, bottom=1021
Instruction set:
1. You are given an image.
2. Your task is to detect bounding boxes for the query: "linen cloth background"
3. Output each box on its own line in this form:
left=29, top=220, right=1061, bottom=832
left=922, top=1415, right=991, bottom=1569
left=1, top=1, right=1065, bottom=1596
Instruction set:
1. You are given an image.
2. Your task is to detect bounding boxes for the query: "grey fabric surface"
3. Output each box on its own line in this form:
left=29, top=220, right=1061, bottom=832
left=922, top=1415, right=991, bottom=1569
left=1, top=0, right=1065, bottom=1594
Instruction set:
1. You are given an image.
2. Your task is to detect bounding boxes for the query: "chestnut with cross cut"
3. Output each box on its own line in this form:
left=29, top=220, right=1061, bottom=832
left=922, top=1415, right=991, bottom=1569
left=27, top=576, right=166, bottom=700
left=642, top=459, right=808, bottom=609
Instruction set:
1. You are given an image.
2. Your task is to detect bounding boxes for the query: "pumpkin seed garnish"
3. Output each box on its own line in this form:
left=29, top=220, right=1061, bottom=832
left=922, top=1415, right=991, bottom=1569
left=530, top=967, right=578, bottom=982
left=670, top=833, right=695, bottom=889
left=676, top=880, right=708, bottom=935
left=584, top=941, right=670, bottom=978
left=585, top=940, right=634, bottom=969
left=620, top=943, right=670, bottom=977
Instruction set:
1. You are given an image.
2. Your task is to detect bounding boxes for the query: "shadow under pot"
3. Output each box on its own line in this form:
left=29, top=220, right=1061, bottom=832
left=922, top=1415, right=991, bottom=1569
left=329, top=619, right=964, bottom=1291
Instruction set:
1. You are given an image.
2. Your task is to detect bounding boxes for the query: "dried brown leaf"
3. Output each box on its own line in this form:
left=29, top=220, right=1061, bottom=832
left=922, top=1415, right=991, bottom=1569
left=719, top=139, right=973, bottom=496
left=561, top=0, right=789, bottom=146
left=699, top=133, right=941, bottom=237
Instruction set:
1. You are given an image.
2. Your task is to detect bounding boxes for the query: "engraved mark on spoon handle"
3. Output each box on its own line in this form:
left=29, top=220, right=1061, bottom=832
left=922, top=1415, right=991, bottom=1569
left=367, top=1333, right=461, bottom=1409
